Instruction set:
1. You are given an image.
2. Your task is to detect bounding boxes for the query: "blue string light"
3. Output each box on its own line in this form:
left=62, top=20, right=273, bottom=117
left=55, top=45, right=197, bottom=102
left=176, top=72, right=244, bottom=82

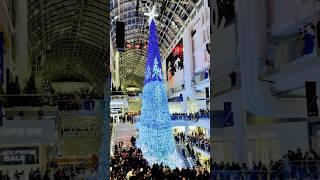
left=136, top=19, right=183, bottom=169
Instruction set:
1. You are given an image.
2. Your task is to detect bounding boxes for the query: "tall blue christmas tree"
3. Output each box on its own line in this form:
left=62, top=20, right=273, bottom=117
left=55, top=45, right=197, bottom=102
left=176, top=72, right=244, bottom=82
left=136, top=7, right=183, bottom=169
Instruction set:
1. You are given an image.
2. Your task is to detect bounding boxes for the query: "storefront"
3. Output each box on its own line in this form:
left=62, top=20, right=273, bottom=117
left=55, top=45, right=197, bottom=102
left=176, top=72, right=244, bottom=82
left=110, top=98, right=128, bottom=123
left=187, top=100, right=207, bottom=113
left=0, top=119, right=55, bottom=176
left=54, top=155, right=98, bottom=167
left=173, top=126, right=186, bottom=135
left=127, top=97, right=141, bottom=113
left=188, top=126, right=209, bottom=137
left=110, top=108, right=123, bottom=123
left=194, top=150, right=210, bottom=170
left=0, top=145, right=50, bottom=178
left=168, top=98, right=207, bottom=114
left=168, top=102, right=183, bottom=113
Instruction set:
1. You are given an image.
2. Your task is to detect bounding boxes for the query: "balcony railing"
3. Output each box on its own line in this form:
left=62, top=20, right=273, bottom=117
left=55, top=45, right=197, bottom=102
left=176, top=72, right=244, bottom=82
left=212, top=160, right=320, bottom=180
left=193, top=69, right=209, bottom=85
left=267, top=0, right=320, bottom=36
left=171, top=113, right=210, bottom=121
left=134, top=112, right=210, bottom=122
left=272, top=31, right=319, bottom=69
left=1, top=94, right=55, bottom=108
left=213, top=71, right=241, bottom=96
left=168, top=84, right=185, bottom=97
left=5, top=109, right=57, bottom=120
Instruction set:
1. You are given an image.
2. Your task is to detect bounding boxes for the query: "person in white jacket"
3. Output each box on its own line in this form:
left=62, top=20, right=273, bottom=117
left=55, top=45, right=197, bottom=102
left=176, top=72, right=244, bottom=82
left=126, top=169, right=134, bottom=180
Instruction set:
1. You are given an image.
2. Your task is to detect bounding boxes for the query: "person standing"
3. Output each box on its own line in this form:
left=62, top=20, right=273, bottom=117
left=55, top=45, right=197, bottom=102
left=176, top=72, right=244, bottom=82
left=42, top=170, right=50, bottom=180
left=13, top=170, right=20, bottom=180
left=303, top=28, right=315, bottom=55
left=3, top=170, right=10, bottom=180
left=126, top=169, right=134, bottom=179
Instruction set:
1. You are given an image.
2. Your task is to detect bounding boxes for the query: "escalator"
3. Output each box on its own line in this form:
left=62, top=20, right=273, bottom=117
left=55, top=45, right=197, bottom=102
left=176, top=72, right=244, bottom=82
left=176, top=143, right=196, bottom=168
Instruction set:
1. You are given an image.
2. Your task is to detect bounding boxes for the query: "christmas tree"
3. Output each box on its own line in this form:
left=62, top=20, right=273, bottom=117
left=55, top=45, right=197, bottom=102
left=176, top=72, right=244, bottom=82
left=136, top=9, right=183, bottom=169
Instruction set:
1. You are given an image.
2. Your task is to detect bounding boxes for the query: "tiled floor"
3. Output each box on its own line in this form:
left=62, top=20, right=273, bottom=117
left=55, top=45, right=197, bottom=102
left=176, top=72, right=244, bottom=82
left=114, top=122, right=136, bottom=146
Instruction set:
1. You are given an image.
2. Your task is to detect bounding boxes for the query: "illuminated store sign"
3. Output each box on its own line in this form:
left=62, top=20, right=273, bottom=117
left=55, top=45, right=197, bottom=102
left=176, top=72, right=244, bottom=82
left=111, top=108, right=122, bottom=114
left=110, top=101, right=124, bottom=105
left=0, top=147, right=39, bottom=165
left=110, top=100, right=128, bottom=108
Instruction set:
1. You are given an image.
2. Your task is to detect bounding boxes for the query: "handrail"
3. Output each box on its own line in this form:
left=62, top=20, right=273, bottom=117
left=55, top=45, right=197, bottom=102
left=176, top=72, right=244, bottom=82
left=211, top=170, right=269, bottom=173
left=175, top=144, right=191, bottom=168
left=169, top=84, right=185, bottom=96
left=210, top=170, right=271, bottom=180
left=132, top=115, right=210, bottom=122
left=284, top=160, right=320, bottom=163
left=271, top=85, right=305, bottom=96
left=211, top=160, right=320, bottom=179
left=213, top=70, right=240, bottom=81
left=193, top=71, right=209, bottom=85
left=272, top=29, right=319, bottom=69
left=179, top=143, right=196, bottom=168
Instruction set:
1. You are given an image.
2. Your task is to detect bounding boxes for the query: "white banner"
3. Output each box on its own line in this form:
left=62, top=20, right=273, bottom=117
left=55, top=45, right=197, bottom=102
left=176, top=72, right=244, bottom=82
left=0, top=120, right=55, bottom=144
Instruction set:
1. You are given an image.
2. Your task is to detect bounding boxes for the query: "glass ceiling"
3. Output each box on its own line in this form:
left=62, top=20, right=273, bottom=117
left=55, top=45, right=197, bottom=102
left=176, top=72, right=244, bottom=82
left=110, top=0, right=202, bottom=90
left=28, top=0, right=109, bottom=94
left=27, top=0, right=203, bottom=93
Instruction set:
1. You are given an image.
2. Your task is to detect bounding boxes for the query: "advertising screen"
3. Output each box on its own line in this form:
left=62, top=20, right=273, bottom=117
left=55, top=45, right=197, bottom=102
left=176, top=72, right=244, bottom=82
left=166, top=39, right=184, bottom=90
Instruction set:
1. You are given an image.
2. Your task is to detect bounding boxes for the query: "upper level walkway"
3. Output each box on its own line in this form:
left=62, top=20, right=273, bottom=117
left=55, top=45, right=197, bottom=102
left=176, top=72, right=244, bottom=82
left=134, top=117, right=210, bottom=129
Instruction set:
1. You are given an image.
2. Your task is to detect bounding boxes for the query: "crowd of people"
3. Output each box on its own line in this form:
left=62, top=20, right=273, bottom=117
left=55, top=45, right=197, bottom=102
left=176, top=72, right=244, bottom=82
left=111, top=113, right=140, bottom=124
left=188, top=135, right=210, bottom=152
left=174, top=132, right=186, bottom=143
left=124, top=113, right=138, bottom=124
left=110, top=110, right=210, bottom=123
left=171, top=109, right=210, bottom=121
left=110, top=139, right=210, bottom=179
left=28, top=169, right=50, bottom=180
left=278, top=148, right=320, bottom=179
left=58, top=96, right=96, bottom=112
left=174, top=132, right=210, bottom=153
left=1, top=168, right=51, bottom=180
left=58, top=100, right=95, bottom=112
left=173, top=131, right=209, bottom=170
left=60, top=126, right=99, bottom=137
left=211, top=148, right=320, bottom=180
left=52, top=165, right=98, bottom=180
left=211, top=161, right=268, bottom=180
left=0, top=165, right=98, bottom=180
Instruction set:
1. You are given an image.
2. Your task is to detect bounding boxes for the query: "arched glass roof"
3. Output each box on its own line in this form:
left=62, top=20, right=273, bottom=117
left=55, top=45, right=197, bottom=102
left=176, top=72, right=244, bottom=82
left=110, top=0, right=202, bottom=89
left=27, top=0, right=203, bottom=93
left=28, top=0, right=109, bottom=94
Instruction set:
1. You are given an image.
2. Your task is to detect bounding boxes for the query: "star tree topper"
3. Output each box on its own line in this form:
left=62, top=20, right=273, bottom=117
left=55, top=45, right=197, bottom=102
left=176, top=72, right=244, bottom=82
left=144, top=5, right=158, bottom=25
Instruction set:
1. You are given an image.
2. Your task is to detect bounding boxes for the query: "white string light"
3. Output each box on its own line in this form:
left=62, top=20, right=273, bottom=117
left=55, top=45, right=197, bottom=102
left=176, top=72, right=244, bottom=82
left=144, top=5, right=159, bottom=25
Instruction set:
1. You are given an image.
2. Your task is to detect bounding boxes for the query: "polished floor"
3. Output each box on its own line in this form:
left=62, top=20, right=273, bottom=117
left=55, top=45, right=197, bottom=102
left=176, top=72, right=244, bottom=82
left=113, top=122, right=136, bottom=147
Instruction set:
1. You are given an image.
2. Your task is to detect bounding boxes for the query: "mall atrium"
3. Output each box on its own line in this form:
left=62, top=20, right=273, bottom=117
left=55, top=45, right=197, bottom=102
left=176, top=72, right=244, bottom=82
left=1, top=0, right=320, bottom=179
left=0, top=0, right=210, bottom=179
